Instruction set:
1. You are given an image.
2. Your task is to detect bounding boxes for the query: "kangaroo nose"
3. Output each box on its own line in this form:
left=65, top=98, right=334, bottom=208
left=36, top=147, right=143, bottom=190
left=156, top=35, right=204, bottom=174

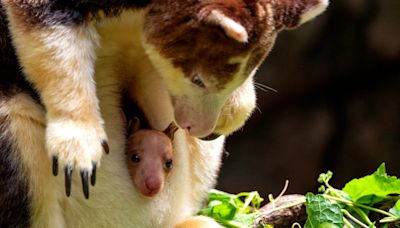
left=176, top=120, right=191, bottom=132
left=186, top=123, right=215, bottom=138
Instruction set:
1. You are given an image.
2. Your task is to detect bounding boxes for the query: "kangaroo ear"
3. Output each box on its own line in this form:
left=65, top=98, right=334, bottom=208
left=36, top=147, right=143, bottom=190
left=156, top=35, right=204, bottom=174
left=273, top=0, right=329, bottom=30
left=199, top=9, right=248, bottom=43
left=163, top=122, right=179, bottom=141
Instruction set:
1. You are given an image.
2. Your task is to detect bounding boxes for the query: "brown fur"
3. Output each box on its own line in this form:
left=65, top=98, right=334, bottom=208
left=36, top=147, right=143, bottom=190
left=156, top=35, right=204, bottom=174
left=126, top=129, right=173, bottom=197
left=0, top=0, right=328, bottom=225
left=4, top=0, right=151, bottom=26
left=144, top=0, right=275, bottom=88
left=273, top=0, right=321, bottom=29
left=144, top=0, right=325, bottom=90
left=0, top=87, right=31, bottom=228
left=125, top=116, right=177, bottom=197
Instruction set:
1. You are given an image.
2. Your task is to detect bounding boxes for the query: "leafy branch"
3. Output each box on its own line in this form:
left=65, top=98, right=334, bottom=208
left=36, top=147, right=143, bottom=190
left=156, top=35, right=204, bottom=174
left=312, top=163, right=400, bottom=227
left=198, top=163, right=400, bottom=228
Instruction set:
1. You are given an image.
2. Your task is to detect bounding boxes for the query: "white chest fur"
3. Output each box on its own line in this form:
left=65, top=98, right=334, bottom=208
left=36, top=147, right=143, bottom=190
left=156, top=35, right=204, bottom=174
left=59, top=11, right=224, bottom=227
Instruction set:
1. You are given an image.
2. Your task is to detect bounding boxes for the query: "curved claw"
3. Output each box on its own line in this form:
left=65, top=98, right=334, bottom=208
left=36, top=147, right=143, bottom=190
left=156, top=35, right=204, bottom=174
left=52, top=156, right=59, bottom=176
left=65, top=165, right=73, bottom=197
left=80, top=170, right=90, bottom=199
left=91, top=162, right=97, bottom=186
left=102, top=140, right=109, bottom=154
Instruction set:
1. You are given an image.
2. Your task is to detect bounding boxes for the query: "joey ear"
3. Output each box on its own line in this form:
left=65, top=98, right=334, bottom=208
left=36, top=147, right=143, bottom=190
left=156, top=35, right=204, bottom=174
left=273, top=0, right=329, bottom=30
left=163, top=122, right=179, bottom=141
left=128, top=117, right=141, bottom=135
left=199, top=9, right=248, bottom=43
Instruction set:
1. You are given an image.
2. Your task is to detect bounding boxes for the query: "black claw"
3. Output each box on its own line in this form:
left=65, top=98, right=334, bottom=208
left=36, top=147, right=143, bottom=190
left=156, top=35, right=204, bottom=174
left=102, top=140, right=109, bottom=154
left=80, top=170, right=90, bottom=199
left=52, top=156, right=58, bottom=176
left=91, top=163, right=97, bottom=186
left=65, top=165, right=73, bottom=197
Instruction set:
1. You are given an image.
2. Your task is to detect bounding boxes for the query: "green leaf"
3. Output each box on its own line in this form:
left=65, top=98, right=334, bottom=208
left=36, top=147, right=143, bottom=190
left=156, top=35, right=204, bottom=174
left=209, top=190, right=238, bottom=205
left=236, top=191, right=264, bottom=210
left=342, top=163, right=400, bottom=205
left=305, top=193, right=344, bottom=228
left=318, top=171, right=333, bottom=184
left=198, top=189, right=263, bottom=228
left=389, top=200, right=400, bottom=218
left=212, top=200, right=237, bottom=220
left=232, top=212, right=258, bottom=227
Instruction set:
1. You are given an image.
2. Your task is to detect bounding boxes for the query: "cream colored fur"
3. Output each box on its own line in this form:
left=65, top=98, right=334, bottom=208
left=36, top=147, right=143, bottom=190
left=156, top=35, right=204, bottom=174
left=202, top=9, right=248, bottom=43
left=214, top=73, right=256, bottom=135
left=0, top=93, right=66, bottom=227
left=176, top=216, right=223, bottom=228
left=81, top=11, right=225, bottom=226
left=1, top=28, right=223, bottom=228
left=2, top=11, right=226, bottom=227
left=3, top=2, right=106, bottom=172
left=142, top=40, right=255, bottom=138
left=0, top=8, right=253, bottom=227
left=4, top=8, right=254, bottom=228
left=300, top=0, right=330, bottom=24
left=2, top=86, right=224, bottom=227
left=0, top=0, right=328, bottom=226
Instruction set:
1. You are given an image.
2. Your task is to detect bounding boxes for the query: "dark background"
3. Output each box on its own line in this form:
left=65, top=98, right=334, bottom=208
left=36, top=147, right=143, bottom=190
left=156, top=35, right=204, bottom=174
left=217, top=0, right=400, bottom=198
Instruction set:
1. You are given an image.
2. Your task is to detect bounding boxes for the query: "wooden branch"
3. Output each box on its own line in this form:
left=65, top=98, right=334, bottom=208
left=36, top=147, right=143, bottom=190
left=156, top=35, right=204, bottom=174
left=254, top=194, right=307, bottom=228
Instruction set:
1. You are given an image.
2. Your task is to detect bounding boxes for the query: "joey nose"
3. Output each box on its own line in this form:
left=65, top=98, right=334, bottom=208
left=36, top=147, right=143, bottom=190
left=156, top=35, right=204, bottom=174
left=144, top=177, right=161, bottom=196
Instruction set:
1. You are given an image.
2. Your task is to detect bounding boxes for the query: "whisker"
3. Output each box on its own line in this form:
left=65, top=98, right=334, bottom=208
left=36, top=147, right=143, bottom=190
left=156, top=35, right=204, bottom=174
left=255, top=85, right=269, bottom=93
left=255, top=82, right=278, bottom=93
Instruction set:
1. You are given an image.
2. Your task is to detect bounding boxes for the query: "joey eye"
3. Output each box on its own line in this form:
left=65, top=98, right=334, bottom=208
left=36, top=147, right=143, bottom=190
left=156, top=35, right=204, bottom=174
left=191, top=75, right=205, bottom=88
left=164, top=159, right=173, bottom=170
left=130, top=153, right=141, bottom=163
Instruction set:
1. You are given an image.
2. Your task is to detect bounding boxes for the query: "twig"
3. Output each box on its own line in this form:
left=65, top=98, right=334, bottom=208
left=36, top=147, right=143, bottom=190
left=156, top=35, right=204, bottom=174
left=342, top=209, right=369, bottom=228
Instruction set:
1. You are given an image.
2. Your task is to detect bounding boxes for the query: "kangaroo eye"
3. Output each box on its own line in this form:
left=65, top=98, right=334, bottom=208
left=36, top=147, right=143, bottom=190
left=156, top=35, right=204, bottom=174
left=164, top=159, right=173, bottom=170
left=131, top=153, right=141, bottom=163
left=191, top=75, right=205, bottom=88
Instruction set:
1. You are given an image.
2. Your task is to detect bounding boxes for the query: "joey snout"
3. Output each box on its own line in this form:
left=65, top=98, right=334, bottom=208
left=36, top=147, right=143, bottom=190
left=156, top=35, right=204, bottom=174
left=126, top=129, right=174, bottom=197
left=139, top=174, right=163, bottom=197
